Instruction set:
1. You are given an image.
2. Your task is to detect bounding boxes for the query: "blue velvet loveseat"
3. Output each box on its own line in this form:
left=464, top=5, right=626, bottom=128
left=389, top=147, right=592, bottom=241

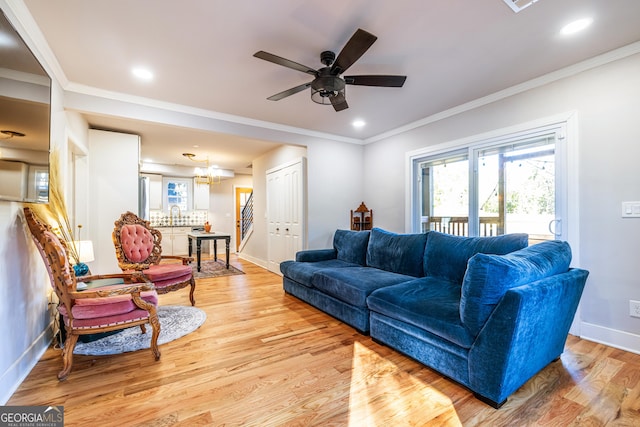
left=280, top=228, right=589, bottom=407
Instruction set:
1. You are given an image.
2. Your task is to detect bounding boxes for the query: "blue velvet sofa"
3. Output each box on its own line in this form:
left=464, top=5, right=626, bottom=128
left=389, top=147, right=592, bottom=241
left=280, top=228, right=588, bottom=407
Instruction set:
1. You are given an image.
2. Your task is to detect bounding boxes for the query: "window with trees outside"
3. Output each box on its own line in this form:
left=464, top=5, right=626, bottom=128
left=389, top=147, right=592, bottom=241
left=411, top=122, right=570, bottom=244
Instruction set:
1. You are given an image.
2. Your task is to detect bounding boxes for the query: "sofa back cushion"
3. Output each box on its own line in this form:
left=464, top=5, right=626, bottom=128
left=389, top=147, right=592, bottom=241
left=423, top=231, right=528, bottom=284
left=460, top=240, right=572, bottom=336
left=366, top=228, right=427, bottom=277
left=334, top=229, right=370, bottom=266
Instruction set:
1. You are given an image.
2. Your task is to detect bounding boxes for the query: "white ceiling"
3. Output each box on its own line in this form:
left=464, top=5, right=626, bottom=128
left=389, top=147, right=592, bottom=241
left=18, top=0, right=640, bottom=174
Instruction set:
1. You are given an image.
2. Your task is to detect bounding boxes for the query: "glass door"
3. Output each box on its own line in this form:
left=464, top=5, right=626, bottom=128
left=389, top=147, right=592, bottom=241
left=418, top=151, right=469, bottom=235
left=475, top=135, right=556, bottom=243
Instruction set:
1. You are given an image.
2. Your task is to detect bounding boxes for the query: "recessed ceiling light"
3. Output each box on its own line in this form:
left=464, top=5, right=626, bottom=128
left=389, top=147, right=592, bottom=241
left=352, top=119, right=366, bottom=129
left=132, top=67, right=154, bottom=80
left=560, top=18, right=593, bottom=36
left=0, top=32, right=17, bottom=48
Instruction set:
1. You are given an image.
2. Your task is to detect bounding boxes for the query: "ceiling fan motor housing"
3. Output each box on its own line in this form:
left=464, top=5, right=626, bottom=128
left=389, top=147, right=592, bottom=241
left=320, top=50, right=336, bottom=66
left=312, top=67, right=346, bottom=97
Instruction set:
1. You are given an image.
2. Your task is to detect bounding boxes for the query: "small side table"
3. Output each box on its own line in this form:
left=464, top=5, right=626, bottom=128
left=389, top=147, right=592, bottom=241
left=188, top=231, right=231, bottom=272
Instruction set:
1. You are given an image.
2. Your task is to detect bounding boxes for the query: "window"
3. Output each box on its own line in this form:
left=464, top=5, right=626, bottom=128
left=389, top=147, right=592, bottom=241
left=163, top=177, right=192, bottom=213
left=410, top=117, right=575, bottom=244
left=418, top=151, right=469, bottom=234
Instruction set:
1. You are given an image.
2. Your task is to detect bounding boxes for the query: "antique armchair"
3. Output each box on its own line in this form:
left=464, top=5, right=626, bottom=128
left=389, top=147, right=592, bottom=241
left=23, top=207, right=161, bottom=380
left=112, top=211, right=196, bottom=305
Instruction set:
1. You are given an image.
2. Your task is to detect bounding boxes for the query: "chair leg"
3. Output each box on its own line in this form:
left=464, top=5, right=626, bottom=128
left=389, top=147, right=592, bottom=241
left=189, top=276, right=196, bottom=306
left=149, top=314, right=161, bottom=361
left=58, top=334, right=78, bottom=381
left=140, top=324, right=147, bottom=334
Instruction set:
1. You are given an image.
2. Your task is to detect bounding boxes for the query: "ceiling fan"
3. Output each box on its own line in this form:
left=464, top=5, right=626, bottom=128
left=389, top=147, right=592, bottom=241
left=254, top=28, right=407, bottom=112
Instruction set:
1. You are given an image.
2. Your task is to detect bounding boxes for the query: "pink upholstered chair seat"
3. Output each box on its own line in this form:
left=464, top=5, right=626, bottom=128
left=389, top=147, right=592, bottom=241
left=142, top=263, right=192, bottom=281
left=60, top=308, right=153, bottom=329
left=57, top=286, right=158, bottom=320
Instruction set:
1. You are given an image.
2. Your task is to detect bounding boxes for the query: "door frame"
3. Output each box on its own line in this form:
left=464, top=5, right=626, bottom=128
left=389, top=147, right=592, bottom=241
left=234, top=186, right=253, bottom=252
left=406, top=111, right=579, bottom=261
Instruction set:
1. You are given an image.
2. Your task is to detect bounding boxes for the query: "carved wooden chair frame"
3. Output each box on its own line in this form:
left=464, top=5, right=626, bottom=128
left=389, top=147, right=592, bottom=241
left=23, top=207, right=160, bottom=380
left=112, top=211, right=196, bottom=305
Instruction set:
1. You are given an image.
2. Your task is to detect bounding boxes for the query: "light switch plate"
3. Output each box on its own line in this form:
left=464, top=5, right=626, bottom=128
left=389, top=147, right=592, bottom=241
left=622, top=201, right=640, bottom=218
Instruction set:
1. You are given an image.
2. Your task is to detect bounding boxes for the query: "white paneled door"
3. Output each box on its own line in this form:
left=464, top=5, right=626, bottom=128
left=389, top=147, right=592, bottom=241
left=267, top=159, right=305, bottom=274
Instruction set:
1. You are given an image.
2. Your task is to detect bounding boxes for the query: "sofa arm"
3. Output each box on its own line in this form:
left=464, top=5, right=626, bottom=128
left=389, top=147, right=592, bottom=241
left=468, top=268, right=588, bottom=406
left=295, top=249, right=337, bottom=262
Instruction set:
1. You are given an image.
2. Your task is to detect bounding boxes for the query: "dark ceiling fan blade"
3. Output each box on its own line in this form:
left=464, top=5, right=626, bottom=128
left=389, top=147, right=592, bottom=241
left=344, top=75, right=407, bottom=87
left=330, top=92, right=349, bottom=112
left=331, top=29, right=378, bottom=75
left=266, top=82, right=312, bottom=101
left=254, top=51, right=317, bottom=76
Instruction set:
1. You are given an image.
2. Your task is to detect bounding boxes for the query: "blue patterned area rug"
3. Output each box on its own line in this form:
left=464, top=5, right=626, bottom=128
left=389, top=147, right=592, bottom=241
left=72, top=305, right=206, bottom=356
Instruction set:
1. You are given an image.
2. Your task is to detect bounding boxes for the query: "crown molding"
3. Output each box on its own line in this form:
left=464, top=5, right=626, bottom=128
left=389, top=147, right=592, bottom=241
left=65, top=82, right=364, bottom=145
left=2, top=0, right=69, bottom=88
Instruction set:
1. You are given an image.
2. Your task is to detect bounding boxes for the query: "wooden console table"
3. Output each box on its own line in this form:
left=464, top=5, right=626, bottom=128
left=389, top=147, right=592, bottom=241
left=187, top=231, right=231, bottom=271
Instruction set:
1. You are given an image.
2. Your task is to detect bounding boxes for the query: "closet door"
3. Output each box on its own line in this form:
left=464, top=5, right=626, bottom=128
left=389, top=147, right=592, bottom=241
left=267, top=159, right=305, bottom=274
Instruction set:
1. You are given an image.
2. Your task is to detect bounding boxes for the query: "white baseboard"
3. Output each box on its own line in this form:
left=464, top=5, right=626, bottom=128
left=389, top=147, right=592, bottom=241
left=579, top=321, right=640, bottom=355
left=238, top=252, right=269, bottom=270
left=1, top=323, right=53, bottom=404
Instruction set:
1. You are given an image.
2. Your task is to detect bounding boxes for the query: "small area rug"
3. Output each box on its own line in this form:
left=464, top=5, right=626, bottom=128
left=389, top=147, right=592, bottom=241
left=73, top=305, right=206, bottom=356
left=192, top=259, right=244, bottom=279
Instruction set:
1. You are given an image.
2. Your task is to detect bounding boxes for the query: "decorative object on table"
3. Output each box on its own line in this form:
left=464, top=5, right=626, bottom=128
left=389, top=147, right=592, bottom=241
left=23, top=207, right=161, bottom=380
left=71, top=224, right=95, bottom=277
left=191, top=259, right=244, bottom=279
left=204, top=221, right=212, bottom=233
left=72, top=305, right=206, bottom=356
left=350, top=202, right=373, bottom=231
left=112, top=211, right=197, bottom=305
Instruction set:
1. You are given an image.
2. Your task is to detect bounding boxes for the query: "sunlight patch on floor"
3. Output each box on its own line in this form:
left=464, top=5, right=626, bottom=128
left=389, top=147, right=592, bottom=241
left=347, top=341, right=462, bottom=426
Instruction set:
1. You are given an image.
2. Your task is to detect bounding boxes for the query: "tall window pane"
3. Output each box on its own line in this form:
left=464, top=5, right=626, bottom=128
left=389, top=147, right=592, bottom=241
left=476, top=136, right=555, bottom=241
left=419, top=153, right=469, bottom=235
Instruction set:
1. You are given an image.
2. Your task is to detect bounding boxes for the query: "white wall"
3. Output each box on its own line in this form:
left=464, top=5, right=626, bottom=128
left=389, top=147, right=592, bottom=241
left=240, top=139, right=364, bottom=267
left=208, top=173, right=253, bottom=251
left=364, top=51, right=640, bottom=353
left=87, top=129, right=141, bottom=274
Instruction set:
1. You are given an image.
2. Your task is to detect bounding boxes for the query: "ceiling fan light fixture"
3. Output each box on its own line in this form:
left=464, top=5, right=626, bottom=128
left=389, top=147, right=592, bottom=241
left=311, top=73, right=346, bottom=105
left=311, top=87, right=345, bottom=105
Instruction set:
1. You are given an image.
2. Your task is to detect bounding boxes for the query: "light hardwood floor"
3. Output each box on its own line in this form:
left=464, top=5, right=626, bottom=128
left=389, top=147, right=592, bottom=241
left=9, top=255, right=640, bottom=426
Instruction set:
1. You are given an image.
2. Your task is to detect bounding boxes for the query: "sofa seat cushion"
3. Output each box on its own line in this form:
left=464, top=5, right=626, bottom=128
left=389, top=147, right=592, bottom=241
left=423, top=231, right=529, bottom=284
left=367, top=277, right=475, bottom=348
left=460, top=240, right=572, bottom=336
left=312, top=267, right=416, bottom=307
left=366, top=228, right=428, bottom=277
left=280, top=259, right=360, bottom=287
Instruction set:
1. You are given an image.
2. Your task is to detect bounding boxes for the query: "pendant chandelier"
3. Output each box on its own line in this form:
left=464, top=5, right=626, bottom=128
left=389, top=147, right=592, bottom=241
left=182, top=152, right=221, bottom=185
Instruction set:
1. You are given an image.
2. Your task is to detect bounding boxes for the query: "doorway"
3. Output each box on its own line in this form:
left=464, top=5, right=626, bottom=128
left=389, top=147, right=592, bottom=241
left=235, top=186, right=253, bottom=251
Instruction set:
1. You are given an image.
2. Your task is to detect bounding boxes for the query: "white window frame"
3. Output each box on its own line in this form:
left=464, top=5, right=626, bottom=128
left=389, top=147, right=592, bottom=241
left=405, top=111, right=580, bottom=266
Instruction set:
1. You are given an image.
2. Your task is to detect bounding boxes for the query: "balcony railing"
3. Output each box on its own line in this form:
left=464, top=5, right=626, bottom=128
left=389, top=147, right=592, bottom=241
left=422, top=216, right=502, bottom=237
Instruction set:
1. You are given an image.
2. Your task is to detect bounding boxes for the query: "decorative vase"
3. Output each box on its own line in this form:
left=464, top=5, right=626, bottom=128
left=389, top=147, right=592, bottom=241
left=73, top=262, right=89, bottom=277
left=204, top=223, right=211, bottom=233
